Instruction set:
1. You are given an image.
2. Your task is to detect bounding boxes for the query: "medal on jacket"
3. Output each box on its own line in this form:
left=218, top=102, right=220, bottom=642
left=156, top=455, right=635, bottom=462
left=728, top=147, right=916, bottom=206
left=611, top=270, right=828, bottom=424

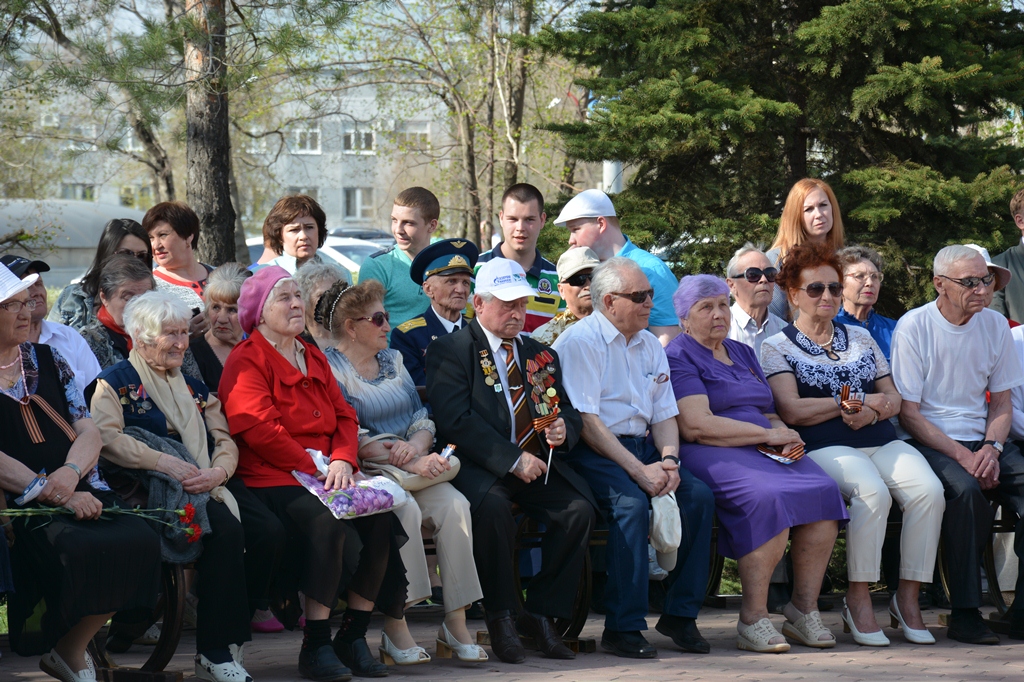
left=479, top=349, right=502, bottom=392
left=526, top=351, right=559, bottom=416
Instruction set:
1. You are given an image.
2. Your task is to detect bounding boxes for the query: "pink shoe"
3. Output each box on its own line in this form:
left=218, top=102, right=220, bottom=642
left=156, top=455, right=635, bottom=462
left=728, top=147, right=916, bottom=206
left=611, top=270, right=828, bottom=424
left=250, top=609, right=285, bottom=633
left=297, top=616, right=306, bottom=629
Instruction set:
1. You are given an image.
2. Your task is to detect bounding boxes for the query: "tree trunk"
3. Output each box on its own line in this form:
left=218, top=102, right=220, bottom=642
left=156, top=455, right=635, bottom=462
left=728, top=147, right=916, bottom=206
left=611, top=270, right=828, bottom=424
left=460, top=110, right=482, bottom=246
left=228, top=161, right=250, bottom=264
left=502, top=0, right=533, bottom=188
left=185, top=0, right=235, bottom=265
left=482, top=3, right=497, bottom=247
left=126, top=111, right=175, bottom=202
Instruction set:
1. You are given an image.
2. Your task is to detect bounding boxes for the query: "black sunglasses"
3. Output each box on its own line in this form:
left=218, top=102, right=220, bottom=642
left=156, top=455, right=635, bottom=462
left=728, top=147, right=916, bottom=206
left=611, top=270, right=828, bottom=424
left=799, top=282, right=843, bottom=298
left=730, top=267, right=778, bottom=283
left=939, top=274, right=995, bottom=290
left=611, top=289, right=654, bottom=304
left=355, top=311, right=390, bottom=327
left=563, top=272, right=593, bottom=287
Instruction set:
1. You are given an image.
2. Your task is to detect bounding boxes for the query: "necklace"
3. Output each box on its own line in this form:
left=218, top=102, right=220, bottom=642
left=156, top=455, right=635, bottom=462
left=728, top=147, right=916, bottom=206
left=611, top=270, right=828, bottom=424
left=0, top=348, right=21, bottom=370
left=795, top=320, right=840, bottom=361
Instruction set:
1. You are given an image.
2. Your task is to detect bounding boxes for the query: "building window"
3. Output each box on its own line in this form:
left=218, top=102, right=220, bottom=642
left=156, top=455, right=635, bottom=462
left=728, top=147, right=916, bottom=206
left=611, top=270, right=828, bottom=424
left=62, top=183, right=96, bottom=201
left=121, top=129, right=145, bottom=153
left=40, top=113, right=59, bottom=128
left=119, top=185, right=153, bottom=209
left=393, top=121, right=431, bottom=150
left=290, top=125, right=321, bottom=154
left=286, top=186, right=318, bottom=201
left=65, top=125, right=97, bottom=151
left=342, top=125, right=375, bottom=154
left=344, top=187, right=374, bottom=220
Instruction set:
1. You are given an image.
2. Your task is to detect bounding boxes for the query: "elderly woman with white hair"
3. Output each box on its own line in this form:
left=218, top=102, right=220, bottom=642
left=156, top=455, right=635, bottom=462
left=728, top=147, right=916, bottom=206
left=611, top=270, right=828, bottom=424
left=189, top=262, right=251, bottom=393
left=219, top=266, right=408, bottom=681
left=90, top=290, right=285, bottom=682
left=293, top=259, right=351, bottom=349
left=666, top=274, right=846, bottom=653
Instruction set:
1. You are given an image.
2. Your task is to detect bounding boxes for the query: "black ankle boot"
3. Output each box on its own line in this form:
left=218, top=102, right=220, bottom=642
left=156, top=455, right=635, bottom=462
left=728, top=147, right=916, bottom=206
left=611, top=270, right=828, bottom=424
left=333, top=610, right=388, bottom=678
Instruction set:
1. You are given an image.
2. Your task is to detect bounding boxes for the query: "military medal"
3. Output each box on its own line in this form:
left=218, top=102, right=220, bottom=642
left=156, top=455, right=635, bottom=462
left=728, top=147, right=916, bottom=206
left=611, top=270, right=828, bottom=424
left=479, top=349, right=502, bottom=392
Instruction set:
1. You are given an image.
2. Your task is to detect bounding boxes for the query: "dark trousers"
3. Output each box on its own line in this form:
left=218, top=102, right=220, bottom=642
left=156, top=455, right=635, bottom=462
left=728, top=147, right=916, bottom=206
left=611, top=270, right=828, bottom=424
left=909, top=438, right=1024, bottom=610
left=195, top=499, right=251, bottom=651
left=226, top=478, right=287, bottom=614
left=471, top=468, right=595, bottom=619
left=565, top=436, right=715, bottom=631
left=252, top=485, right=408, bottom=619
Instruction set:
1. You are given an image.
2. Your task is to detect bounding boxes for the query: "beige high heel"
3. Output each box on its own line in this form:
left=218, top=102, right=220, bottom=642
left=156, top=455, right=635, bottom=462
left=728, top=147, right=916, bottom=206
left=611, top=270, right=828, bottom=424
left=436, top=622, right=488, bottom=662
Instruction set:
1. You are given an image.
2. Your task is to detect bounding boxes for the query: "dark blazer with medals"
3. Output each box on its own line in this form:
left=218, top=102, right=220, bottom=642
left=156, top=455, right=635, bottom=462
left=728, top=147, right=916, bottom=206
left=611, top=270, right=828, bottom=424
left=425, top=318, right=595, bottom=511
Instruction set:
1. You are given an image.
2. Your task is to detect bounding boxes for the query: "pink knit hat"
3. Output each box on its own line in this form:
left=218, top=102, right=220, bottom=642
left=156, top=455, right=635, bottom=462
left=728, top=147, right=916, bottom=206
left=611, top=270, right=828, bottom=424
left=238, top=265, right=291, bottom=335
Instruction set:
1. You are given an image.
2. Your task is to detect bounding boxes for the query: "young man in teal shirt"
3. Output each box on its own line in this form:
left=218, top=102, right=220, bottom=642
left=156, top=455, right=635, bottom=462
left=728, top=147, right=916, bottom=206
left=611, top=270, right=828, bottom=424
left=358, top=187, right=440, bottom=328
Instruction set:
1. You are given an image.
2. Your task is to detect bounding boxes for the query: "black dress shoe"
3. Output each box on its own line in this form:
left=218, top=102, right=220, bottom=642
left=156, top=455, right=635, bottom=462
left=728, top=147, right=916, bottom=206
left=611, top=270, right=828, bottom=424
left=947, top=609, right=1000, bottom=645
left=515, top=612, right=575, bottom=659
left=486, top=612, right=526, bottom=663
left=299, top=643, right=353, bottom=682
left=333, top=637, right=389, bottom=677
left=1003, top=607, right=1024, bottom=640
left=655, top=614, right=710, bottom=654
left=601, top=629, right=657, bottom=658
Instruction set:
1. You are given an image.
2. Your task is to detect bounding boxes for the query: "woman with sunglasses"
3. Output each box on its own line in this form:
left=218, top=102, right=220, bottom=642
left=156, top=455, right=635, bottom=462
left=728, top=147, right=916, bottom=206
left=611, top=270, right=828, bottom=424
left=220, top=266, right=408, bottom=681
left=48, top=218, right=153, bottom=331
left=725, top=244, right=786, bottom=360
left=761, top=243, right=944, bottom=647
left=316, top=276, right=487, bottom=666
left=835, top=246, right=898, bottom=362
left=766, top=179, right=847, bottom=321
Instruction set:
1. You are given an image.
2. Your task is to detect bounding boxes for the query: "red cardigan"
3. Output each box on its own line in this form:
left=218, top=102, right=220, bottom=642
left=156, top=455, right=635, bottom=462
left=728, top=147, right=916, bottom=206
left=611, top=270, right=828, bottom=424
left=219, top=330, right=360, bottom=488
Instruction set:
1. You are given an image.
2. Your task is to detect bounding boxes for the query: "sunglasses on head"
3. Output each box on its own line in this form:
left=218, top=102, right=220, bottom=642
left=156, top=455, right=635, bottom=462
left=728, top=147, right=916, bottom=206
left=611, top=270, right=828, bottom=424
left=799, top=282, right=843, bottom=298
left=611, top=289, right=654, bottom=304
left=355, top=311, right=390, bottom=327
left=730, top=267, right=778, bottom=283
left=563, top=272, right=593, bottom=287
left=939, top=273, right=995, bottom=290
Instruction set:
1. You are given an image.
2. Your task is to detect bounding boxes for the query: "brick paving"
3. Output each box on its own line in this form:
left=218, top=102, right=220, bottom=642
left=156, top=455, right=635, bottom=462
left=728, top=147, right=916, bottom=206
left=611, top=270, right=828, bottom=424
left=4, top=604, right=1024, bottom=681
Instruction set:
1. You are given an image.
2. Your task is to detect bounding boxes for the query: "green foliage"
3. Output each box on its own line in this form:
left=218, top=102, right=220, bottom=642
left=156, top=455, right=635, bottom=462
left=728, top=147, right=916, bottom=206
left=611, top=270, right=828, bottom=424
left=538, top=0, right=1024, bottom=311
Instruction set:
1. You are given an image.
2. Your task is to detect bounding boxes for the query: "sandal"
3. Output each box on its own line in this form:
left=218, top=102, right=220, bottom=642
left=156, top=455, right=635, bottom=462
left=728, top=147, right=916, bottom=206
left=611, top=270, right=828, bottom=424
left=737, top=618, right=791, bottom=653
left=39, top=649, right=96, bottom=682
left=781, top=603, right=836, bottom=649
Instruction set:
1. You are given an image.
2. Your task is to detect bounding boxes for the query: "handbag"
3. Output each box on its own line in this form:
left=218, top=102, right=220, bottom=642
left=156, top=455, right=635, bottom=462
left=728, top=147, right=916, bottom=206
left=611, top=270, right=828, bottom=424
left=359, top=434, right=461, bottom=492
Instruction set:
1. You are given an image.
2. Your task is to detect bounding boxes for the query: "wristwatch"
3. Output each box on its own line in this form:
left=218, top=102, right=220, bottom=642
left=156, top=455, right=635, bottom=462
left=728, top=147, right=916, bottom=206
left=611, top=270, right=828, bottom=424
left=663, top=455, right=680, bottom=465
left=983, top=440, right=1004, bottom=454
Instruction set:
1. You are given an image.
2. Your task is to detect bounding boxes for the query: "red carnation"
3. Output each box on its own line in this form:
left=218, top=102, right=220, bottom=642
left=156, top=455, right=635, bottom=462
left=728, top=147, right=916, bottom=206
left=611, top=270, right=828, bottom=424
left=186, top=524, right=203, bottom=543
left=177, top=503, right=196, bottom=525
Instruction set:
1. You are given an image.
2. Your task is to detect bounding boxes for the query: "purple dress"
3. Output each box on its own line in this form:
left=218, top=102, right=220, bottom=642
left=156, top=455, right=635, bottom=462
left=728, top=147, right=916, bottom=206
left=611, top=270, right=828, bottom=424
left=666, top=334, right=848, bottom=558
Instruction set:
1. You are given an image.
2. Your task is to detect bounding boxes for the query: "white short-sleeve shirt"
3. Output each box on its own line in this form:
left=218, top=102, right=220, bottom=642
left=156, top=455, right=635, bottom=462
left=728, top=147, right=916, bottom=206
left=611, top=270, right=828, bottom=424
left=553, top=310, right=678, bottom=437
left=891, top=302, right=1023, bottom=441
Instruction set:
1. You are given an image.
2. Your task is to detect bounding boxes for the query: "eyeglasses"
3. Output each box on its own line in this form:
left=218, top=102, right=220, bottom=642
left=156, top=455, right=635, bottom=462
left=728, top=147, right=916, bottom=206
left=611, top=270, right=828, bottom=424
left=799, top=282, right=843, bottom=298
left=611, top=289, right=654, bottom=304
left=114, top=248, right=149, bottom=260
left=563, top=272, right=593, bottom=287
left=939, top=274, right=995, bottom=290
left=846, top=272, right=884, bottom=284
left=0, top=299, right=38, bottom=313
left=730, top=267, right=778, bottom=283
left=355, top=311, right=390, bottom=327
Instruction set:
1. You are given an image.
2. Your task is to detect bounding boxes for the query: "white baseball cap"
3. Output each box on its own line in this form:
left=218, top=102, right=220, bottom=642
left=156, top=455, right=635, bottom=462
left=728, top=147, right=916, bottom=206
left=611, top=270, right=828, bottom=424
left=475, top=258, right=536, bottom=301
left=0, top=263, right=37, bottom=303
left=963, top=243, right=1011, bottom=292
left=553, top=189, right=617, bottom=227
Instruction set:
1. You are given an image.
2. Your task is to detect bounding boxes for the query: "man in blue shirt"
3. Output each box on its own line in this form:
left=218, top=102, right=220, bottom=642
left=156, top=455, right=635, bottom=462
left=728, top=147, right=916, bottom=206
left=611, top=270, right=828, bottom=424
left=554, top=189, right=679, bottom=345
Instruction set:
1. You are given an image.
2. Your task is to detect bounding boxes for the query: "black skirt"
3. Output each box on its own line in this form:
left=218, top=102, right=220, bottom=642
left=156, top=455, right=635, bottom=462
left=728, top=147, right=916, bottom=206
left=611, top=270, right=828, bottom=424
left=7, top=490, right=163, bottom=655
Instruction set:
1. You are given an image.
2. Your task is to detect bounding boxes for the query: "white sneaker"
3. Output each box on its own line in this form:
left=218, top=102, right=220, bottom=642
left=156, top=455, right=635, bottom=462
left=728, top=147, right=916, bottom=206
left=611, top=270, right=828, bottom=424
left=195, top=653, right=253, bottom=682
left=133, top=623, right=162, bottom=645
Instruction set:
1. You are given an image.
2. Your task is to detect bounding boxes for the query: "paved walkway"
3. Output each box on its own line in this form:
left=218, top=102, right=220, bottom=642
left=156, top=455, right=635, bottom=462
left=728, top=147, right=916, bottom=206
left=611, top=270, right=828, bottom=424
left=4, top=604, right=1024, bottom=681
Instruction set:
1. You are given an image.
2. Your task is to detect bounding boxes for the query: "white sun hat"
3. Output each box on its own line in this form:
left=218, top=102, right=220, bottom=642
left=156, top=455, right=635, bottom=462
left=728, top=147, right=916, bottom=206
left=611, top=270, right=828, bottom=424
left=0, top=263, right=37, bottom=303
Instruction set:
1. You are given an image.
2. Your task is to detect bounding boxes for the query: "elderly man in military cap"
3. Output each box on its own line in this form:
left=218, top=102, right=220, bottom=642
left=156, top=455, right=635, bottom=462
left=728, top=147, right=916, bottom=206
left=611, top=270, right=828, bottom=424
left=391, top=238, right=480, bottom=385
left=532, top=247, right=600, bottom=346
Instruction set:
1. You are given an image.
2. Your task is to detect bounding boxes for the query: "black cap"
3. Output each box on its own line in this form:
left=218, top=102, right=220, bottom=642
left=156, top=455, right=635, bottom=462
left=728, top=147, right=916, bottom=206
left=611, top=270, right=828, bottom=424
left=0, top=255, right=50, bottom=278
left=409, top=239, right=480, bottom=285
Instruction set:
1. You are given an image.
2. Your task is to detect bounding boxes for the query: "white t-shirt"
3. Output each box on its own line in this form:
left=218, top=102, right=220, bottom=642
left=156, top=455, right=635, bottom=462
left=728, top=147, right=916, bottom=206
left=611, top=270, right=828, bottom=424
left=891, top=302, right=1023, bottom=441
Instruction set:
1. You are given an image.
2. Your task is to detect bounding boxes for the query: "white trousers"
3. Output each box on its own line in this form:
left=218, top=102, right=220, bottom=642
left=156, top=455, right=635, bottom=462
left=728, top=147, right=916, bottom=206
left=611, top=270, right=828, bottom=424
left=807, top=440, right=945, bottom=583
left=391, top=481, right=484, bottom=613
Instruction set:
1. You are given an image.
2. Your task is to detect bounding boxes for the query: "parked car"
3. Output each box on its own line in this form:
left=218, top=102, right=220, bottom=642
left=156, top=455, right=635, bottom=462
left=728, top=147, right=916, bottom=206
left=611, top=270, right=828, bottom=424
left=245, top=236, right=382, bottom=282
left=328, top=227, right=395, bottom=248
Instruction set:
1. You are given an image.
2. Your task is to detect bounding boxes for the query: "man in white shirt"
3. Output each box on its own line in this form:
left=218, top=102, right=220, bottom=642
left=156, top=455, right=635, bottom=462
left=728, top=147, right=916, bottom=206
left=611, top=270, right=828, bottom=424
left=554, top=257, right=714, bottom=658
left=2, top=256, right=101, bottom=391
left=724, top=244, right=785, bottom=360
left=892, top=245, right=1024, bottom=644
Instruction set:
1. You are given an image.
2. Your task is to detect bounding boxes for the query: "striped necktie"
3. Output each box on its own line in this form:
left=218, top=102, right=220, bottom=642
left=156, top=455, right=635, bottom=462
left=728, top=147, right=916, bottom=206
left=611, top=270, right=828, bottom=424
left=501, top=339, right=541, bottom=455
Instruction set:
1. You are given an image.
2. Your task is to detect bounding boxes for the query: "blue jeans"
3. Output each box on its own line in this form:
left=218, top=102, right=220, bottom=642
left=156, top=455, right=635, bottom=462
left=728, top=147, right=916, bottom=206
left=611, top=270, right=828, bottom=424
left=565, top=436, right=714, bottom=631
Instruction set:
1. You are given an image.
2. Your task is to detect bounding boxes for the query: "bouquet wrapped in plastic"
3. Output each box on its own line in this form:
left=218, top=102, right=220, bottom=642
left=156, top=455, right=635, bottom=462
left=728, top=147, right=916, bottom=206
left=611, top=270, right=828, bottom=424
left=292, top=470, right=409, bottom=520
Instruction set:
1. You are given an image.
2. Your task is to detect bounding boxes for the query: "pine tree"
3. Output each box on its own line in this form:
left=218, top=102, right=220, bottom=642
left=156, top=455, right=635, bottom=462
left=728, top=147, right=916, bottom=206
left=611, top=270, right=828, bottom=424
left=537, top=0, right=1024, bottom=312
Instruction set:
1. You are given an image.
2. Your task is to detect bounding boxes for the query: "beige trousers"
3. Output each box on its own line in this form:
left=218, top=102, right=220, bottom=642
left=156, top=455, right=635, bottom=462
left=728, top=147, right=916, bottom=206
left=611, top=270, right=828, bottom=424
left=391, top=481, right=484, bottom=613
left=807, top=440, right=945, bottom=583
